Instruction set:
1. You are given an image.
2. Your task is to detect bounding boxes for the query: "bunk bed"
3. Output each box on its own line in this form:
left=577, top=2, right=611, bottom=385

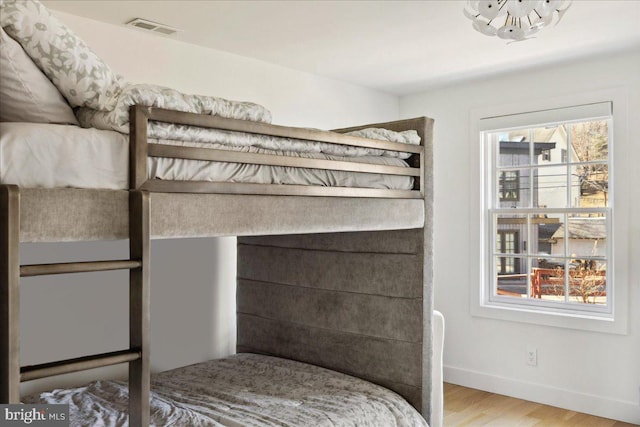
left=1, top=1, right=439, bottom=426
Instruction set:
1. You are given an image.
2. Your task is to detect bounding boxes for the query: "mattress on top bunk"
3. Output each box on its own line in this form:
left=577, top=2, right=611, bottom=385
left=0, top=122, right=414, bottom=190
left=24, top=353, right=428, bottom=427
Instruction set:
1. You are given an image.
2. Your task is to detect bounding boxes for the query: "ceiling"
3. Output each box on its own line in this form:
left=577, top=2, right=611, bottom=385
left=42, top=0, right=640, bottom=96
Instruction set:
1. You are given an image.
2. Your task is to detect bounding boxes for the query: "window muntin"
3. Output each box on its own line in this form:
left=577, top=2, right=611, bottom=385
left=485, top=118, right=611, bottom=311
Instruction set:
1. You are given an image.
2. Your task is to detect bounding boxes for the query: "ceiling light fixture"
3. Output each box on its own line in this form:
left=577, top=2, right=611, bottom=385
left=464, top=0, right=572, bottom=42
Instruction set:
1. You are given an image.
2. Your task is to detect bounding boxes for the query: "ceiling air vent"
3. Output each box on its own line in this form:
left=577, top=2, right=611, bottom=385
left=126, top=18, right=180, bottom=36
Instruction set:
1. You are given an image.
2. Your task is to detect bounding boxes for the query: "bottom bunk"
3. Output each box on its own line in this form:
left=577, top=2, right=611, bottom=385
left=25, top=353, right=428, bottom=427
left=3, top=189, right=435, bottom=425
left=21, top=308, right=445, bottom=427
left=11, top=228, right=437, bottom=426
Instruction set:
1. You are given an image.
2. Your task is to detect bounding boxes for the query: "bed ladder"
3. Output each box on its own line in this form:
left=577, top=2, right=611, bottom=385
left=1, top=185, right=151, bottom=427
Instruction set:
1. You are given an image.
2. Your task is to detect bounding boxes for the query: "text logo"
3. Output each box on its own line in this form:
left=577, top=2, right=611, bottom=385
left=1, top=405, right=69, bottom=426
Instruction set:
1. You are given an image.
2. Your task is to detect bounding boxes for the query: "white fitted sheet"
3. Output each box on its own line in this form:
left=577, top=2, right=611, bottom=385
left=0, top=122, right=413, bottom=190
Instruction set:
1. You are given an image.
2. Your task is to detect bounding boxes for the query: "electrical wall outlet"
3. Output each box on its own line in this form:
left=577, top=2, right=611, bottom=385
left=526, top=345, right=537, bottom=366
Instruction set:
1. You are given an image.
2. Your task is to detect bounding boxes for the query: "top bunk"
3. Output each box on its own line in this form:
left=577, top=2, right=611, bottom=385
left=0, top=2, right=433, bottom=242
left=11, top=112, right=433, bottom=242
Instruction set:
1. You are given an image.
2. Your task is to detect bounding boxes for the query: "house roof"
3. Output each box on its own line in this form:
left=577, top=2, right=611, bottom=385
left=509, top=128, right=560, bottom=143
left=499, top=141, right=556, bottom=155
left=552, top=218, right=607, bottom=240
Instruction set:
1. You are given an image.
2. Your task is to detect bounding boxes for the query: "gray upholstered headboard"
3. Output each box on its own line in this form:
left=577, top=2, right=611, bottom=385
left=237, top=229, right=432, bottom=421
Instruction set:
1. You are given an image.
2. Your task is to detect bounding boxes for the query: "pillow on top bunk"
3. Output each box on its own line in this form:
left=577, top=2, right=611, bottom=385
left=0, top=26, right=78, bottom=125
left=0, top=0, right=122, bottom=111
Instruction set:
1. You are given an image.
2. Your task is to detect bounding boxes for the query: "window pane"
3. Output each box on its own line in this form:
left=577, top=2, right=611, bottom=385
left=572, top=163, right=609, bottom=208
left=566, top=214, right=607, bottom=259
left=495, top=214, right=527, bottom=255
left=534, top=166, right=569, bottom=208
left=570, top=120, right=609, bottom=162
left=532, top=125, right=567, bottom=165
left=531, top=213, right=564, bottom=256
left=531, top=257, right=566, bottom=301
left=496, top=256, right=527, bottom=298
left=569, top=259, right=607, bottom=305
left=498, top=132, right=530, bottom=167
left=497, top=168, right=530, bottom=208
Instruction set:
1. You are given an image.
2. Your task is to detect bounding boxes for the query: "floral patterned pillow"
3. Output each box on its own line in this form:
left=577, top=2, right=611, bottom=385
left=0, top=0, right=122, bottom=111
left=0, top=26, right=78, bottom=124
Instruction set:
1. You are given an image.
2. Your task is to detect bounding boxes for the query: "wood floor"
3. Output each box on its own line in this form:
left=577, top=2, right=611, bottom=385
left=443, top=383, right=638, bottom=426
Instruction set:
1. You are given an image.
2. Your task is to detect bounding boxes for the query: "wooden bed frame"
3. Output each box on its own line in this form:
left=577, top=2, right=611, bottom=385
left=129, top=105, right=425, bottom=198
left=1, top=108, right=434, bottom=426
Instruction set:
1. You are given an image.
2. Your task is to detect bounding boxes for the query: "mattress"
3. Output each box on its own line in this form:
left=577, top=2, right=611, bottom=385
left=0, top=122, right=414, bottom=190
left=24, top=353, right=429, bottom=427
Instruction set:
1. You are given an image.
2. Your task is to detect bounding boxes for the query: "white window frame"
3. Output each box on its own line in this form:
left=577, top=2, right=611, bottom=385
left=469, top=88, right=629, bottom=335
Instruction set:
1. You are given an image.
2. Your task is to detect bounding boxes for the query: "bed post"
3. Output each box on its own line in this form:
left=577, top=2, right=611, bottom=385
left=129, top=104, right=151, bottom=425
left=1, top=185, right=20, bottom=403
left=421, top=116, right=435, bottom=423
left=128, top=190, right=150, bottom=427
left=130, top=105, right=149, bottom=190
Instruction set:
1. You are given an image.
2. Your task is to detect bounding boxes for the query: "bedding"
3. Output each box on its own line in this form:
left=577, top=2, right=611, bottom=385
left=73, top=83, right=417, bottom=159
left=24, top=353, right=429, bottom=427
left=0, top=26, right=78, bottom=125
left=0, top=0, right=123, bottom=110
left=0, top=122, right=414, bottom=190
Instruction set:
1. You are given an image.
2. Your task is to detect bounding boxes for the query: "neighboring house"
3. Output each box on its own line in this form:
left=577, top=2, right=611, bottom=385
left=496, top=124, right=607, bottom=295
left=496, top=129, right=568, bottom=275
left=505, top=126, right=581, bottom=210
left=551, top=217, right=607, bottom=261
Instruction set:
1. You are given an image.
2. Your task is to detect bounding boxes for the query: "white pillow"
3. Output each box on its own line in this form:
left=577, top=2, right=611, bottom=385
left=0, top=26, right=78, bottom=125
left=0, top=0, right=122, bottom=111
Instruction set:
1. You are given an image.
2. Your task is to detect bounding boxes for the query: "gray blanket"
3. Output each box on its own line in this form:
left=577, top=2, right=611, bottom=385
left=26, top=354, right=428, bottom=427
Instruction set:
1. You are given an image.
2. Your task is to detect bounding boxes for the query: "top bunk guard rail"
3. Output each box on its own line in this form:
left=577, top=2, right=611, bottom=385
left=130, top=105, right=425, bottom=198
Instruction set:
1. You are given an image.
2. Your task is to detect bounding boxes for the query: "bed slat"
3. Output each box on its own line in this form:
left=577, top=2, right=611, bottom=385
left=148, top=143, right=421, bottom=177
left=142, top=180, right=422, bottom=198
left=145, top=106, right=423, bottom=154
left=20, top=260, right=142, bottom=277
left=20, top=350, right=140, bottom=382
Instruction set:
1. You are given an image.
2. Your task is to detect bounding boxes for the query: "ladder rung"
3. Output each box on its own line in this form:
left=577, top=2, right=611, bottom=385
left=20, top=349, right=141, bottom=382
left=20, top=260, right=142, bottom=277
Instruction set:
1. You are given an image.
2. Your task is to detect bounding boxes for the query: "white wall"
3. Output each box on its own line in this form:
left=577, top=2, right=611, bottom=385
left=19, top=11, right=399, bottom=396
left=57, top=12, right=399, bottom=129
left=400, top=50, right=640, bottom=423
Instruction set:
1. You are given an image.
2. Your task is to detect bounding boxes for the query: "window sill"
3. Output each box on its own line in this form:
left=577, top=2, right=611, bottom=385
left=470, top=299, right=628, bottom=335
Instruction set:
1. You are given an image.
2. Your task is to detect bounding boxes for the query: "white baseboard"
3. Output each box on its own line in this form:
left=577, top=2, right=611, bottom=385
left=444, top=365, right=640, bottom=425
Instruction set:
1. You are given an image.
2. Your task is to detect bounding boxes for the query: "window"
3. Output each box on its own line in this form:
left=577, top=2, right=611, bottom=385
left=481, top=102, right=614, bottom=317
left=496, top=230, right=520, bottom=275
left=499, top=171, right=520, bottom=201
